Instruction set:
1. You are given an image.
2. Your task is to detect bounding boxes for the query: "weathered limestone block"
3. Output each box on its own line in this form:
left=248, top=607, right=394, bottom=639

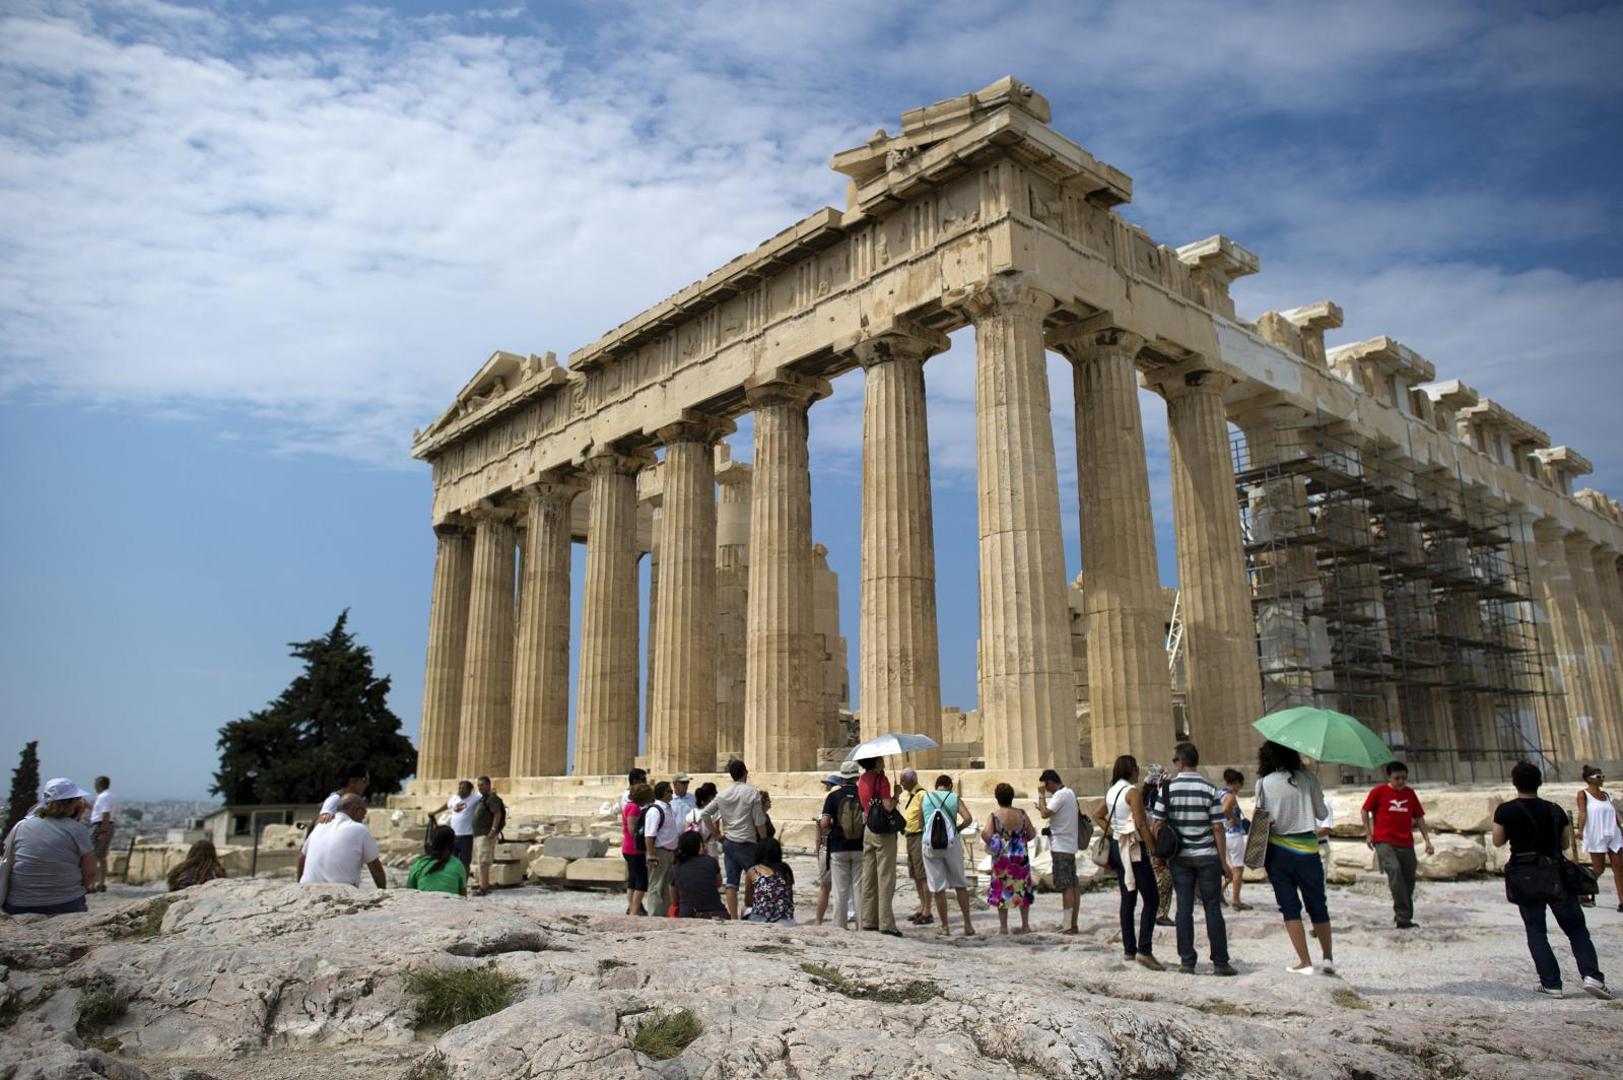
left=1417, top=833, right=1487, bottom=879
left=487, top=862, right=526, bottom=887
left=564, top=857, right=628, bottom=888
left=527, top=855, right=569, bottom=880
left=1329, top=841, right=1375, bottom=883
left=1419, top=792, right=1504, bottom=833
left=493, top=842, right=530, bottom=862
left=259, top=824, right=305, bottom=850
left=543, top=836, right=609, bottom=860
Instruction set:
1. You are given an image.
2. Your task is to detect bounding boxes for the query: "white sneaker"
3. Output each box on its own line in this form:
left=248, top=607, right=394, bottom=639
left=1287, top=962, right=1314, bottom=976
left=1317, top=960, right=1336, bottom=976
left=1583, top=977, right=1614, bottom=1001
left=1534, top=985, right=1564, bottom=998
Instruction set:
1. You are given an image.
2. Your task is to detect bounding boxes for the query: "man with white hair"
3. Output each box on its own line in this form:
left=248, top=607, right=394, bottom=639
left=898, top=767, right=932, bottom=925
left=299, top=794, right=386, bottom=888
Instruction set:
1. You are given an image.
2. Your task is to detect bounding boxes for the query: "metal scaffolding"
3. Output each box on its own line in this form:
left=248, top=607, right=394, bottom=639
left=1231, top=417, right=1555, bottom=781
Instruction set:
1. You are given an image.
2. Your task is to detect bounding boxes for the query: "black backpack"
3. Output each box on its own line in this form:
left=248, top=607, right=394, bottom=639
left=632, top=804, right=663, bottom=854
left=1152, top=781, right=1183, bottom=860
left=926, top=793, right=953, bottom=851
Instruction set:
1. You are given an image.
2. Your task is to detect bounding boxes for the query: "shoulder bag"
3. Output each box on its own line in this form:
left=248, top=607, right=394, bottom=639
left=1088, top=789, right=1120, bottom=868
left=1151, top=782, right=1182, bottom=860
left=1503, top=801, right=1566, bottom=905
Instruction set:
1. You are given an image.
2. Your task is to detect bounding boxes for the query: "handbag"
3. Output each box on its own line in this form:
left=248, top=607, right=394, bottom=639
left=1243, top=808, right=1272, bottom=870
left=1089, top=789, right=1121, bottom=868
left=1151, top=783, right=1182, bottom=860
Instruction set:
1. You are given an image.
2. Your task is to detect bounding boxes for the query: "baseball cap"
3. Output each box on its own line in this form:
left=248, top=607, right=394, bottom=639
left=838, top=760, right=861, bottom=779
left=820, top=774, right=842, bottom=787
left=40, top=777, right=93, bottom=804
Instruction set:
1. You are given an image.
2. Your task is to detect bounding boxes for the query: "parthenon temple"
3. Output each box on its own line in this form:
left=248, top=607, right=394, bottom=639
left=408, top=78, right=1623, bottom=789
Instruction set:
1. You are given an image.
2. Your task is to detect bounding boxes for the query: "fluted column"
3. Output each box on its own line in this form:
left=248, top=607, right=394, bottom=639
left=418, top=521, right=474, bottom=781
left=855, top=327, right=949, bottom=764
left=648, top=414, right=732, bottom=773
left=1157, top=370, right=1263, bottom=763
left=575, top=448, right=651, bottom=775
left=1536, top=521, right=1603, bottom=760
left=744, top=373, right=830, bottom=772
left=964, top=276, right=1077, bottom=772
left=457, top=510, right=517, bottom=778
left=644, top=492, right=662, bottom=728
left=1052, top=323, right=1172, bottom=766
left=714, top=449, right=752, bottom=765
left=509, top=474, right=581, bottom=778
left=1568, top=534, right=1622, bottom=759
left=1516, top=512, right=1573, bottom=763
left=1591, top=547, right=1623, bottom=757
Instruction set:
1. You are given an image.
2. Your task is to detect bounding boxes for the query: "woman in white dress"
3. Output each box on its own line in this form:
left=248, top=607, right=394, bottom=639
left=1575, top=765, right=1623, bottom=912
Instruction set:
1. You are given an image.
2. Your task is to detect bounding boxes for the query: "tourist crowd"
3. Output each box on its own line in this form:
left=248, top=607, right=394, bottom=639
left=5, top=748, right=1617, bottom=1004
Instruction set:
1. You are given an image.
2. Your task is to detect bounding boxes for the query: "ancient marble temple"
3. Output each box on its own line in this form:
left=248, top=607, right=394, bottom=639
left=410, top=78, right=1623, bottom=782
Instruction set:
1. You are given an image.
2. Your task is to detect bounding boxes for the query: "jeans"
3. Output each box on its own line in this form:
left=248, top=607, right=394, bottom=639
left=1170, top=854, right=1229, bottom=968
left=860, top=831, right=898, bottom=931
left=2, top=894, right=89, bottom=916
left=829, top=849, right=862, bottom=929
left=1374, top=843, right=1417, bottom=923
left=453, top=834, right=474, bottom=870
left=721, top=840, right=758, bottom=889
left=1108, top=838, right=1158, bottom=957
left=1265, top=841, right=1330, bottom=924
left=1518, top=898, right=1604, bottom=990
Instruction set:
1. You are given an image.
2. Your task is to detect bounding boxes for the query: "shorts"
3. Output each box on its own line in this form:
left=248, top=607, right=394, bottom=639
left=92, top=824, right=115, bottom=857
left=816, top=846, right=831, bottom=886
left=906, top=833, right=926, bottom=881
left=623, top=852, right=648, bottom=891
left=1225, top=833, right=1246, bottom=869
left=722, top=839, right=758, bottom=889
left=1051, top=851, right=1078, bottom=891
left=923, top=845, right=969, bottom=893
left=473, top=835, right=495, bottom=870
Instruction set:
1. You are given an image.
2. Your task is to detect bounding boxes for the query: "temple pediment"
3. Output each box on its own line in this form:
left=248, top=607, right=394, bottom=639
left=414, top=350, right=563, bottom=445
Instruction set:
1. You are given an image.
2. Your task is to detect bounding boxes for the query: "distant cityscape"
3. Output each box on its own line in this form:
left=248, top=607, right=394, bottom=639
left=121, top=800, right=220, bottom=842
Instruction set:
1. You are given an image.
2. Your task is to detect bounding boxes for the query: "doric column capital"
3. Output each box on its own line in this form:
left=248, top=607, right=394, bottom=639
left=954, top=273, right=1057, bottom=323
left=1534, top=517, right=1572, bottom=543
left=518, top=469, right=585, bottom=505
left=743, top=370, right=832, bottom=410
left=432, top=516, right=472, bottom=539
left=1148, top=366, right=1236, bottom=401
left=653, top=409, right=736, bottom=447
left=579, top=445, right=656, bottom=477
left=1047, top=320, right=1145, bottom=365
left=466, top=499, right=518, bottom=524
left=849, top=322, right=952, bottom=369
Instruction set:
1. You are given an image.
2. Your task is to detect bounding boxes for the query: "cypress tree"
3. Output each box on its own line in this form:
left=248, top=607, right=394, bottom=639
left=4, top=740, right=41, bottom=834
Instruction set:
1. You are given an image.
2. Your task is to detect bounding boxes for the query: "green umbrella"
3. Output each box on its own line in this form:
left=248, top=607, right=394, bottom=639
left=1252, top=706, right=1396, bottom=769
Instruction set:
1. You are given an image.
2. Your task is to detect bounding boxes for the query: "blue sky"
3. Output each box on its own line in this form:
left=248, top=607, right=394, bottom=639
left=2, top=1, right=1620, bottom=800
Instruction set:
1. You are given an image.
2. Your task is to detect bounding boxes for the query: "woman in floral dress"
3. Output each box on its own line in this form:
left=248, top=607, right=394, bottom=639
left=980, top=782, right=1037, bottom=934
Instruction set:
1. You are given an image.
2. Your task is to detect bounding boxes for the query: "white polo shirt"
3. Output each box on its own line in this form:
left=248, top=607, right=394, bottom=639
left=643, top=799, right=683, bottom=851
left=445, top=792, right=481, bottom=836
left=300, top=815, right=381, bottom=886
left=91, top=790, right=117, bottom=824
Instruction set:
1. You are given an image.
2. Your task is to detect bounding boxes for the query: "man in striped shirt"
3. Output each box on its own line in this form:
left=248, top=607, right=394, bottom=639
left=1150, top=741, right=1236, bottom=975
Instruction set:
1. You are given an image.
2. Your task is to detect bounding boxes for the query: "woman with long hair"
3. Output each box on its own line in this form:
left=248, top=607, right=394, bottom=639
left=743, top=837, right=796, bottom=923
left=406, top=825, right=467, bottom=896
left=1092, top=755, right=1160, bottom=968
left=670, top=829, right=728, bottom=919
left=166, top=838, right=228, bottom=893
left=1254, top=740, right=1334, bottom=975
left=622, top=783, right=655, bottom=916
left=1574, top=765, right=1623, bottom=912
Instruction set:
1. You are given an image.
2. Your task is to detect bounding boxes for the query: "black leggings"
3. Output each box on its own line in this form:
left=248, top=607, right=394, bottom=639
left=1108, top=838, right=1159, bottom=957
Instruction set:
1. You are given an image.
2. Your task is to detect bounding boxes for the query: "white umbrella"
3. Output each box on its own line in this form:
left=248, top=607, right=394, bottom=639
left=845, top=733, right=939, bottom=760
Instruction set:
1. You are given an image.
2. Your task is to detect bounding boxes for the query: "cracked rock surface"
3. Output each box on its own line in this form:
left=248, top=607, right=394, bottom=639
left=1, top=874, right=1619, bottom=1078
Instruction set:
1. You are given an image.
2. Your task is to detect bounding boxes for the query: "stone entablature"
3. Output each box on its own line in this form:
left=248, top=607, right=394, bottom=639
left=410, top=76, right=1621, bottom=780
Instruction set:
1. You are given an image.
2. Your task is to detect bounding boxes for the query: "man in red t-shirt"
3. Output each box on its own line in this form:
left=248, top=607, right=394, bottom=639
left=857, top=758, right=901, bottom=936
left=1361, top=761, right=1435, bottom=928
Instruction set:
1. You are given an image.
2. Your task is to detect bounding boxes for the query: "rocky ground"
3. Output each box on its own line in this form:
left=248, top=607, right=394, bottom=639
left=2, top=863, right=1621, bottom=1079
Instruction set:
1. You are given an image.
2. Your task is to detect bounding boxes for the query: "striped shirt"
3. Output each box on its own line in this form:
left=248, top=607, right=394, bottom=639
left=1150, top=772, right=1225, bottom=857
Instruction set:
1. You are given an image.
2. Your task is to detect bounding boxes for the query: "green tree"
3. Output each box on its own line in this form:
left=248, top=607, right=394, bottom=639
left=5, top=740, right=41, bottom=835
left=212, top=612, right=416, bottom=804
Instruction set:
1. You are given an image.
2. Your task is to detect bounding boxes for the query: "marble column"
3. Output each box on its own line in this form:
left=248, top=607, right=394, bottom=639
left=1591, top=547, right=1623, bottom=758
left=1052, top=323, right=1172, bottom=766
left=855, top=328, right=949, bottom=763
left=744, top=373, right=829, bottom=773
left=1535, top=521, right=1603, bottom=760
left=1515, top=513, right=1573, bottom=763
left=575, top=449, right=651, bottom=776
left=1158, top=370, right=1263, bottom=764
left=644, top=493, right=662, bottom=731
left=648, top=415, right=732, bottom=774
left=509, top=475, right=581, bottom=778
left=964, top=277, right=1077, bottom=772
left=714, top=449, right=752, bottom=766
left=418, top=522, right=474, bottom=781
left=1568, top=534, right=1623, bottom=760
left=457, top=510, right=517, bottom=778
